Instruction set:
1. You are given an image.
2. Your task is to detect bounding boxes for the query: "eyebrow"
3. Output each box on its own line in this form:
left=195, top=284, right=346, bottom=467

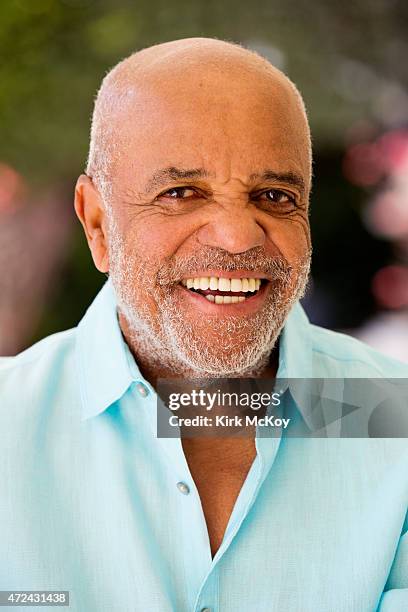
left=249, top=170, right=306, bottom=195
left=143, top=166, right=306, bottom=195
left=143, top=167, right=211, bottom=194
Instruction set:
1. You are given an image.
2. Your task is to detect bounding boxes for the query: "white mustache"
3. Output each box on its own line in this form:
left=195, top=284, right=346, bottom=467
left=156, top=247, right=293, bottom=286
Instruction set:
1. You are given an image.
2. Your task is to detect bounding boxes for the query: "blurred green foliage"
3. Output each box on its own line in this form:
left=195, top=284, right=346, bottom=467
left=2, top=0, right=407, bottom=187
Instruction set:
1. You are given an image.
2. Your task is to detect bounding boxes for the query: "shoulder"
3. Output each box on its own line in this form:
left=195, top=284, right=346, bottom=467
left=0, top=327, right=76, bottom=372
left=309, top=323, right=408, bottom=377
left=0, top=328, right=78, bottom=421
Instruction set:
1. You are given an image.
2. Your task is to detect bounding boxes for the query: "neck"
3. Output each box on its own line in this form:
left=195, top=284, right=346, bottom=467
left=118, top=311, right=279, bottom=389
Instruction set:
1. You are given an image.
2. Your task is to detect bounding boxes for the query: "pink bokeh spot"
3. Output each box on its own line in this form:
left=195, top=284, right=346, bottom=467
left=372, top=265, right=408, bottom=309
left=377, top=130, right=408, bottom=176
left=342, top=142, right=384, bottom=186
left=342, top=129, right=408, bottom=187
left=367, top=192, right=408, bottom=238
left=0, top=163, right=26, bottom=213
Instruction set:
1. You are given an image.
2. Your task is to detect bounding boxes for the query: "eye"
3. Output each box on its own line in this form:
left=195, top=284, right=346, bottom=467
left=254, top=188, right=298, bottom=211
left=158, top=186, right=197, bottom=200
left=262, top=189, right=295, bottom=204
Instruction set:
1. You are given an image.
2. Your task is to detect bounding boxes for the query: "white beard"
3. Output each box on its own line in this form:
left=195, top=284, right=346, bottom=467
left=107, top=213, right=311, bottom=378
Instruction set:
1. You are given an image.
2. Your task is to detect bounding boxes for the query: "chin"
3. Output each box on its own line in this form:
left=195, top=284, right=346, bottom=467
left=171, top=334, right=277, bottom=378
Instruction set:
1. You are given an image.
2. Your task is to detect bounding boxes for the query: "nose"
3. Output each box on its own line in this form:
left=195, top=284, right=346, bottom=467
left=196, top=207, right=266, bottom=254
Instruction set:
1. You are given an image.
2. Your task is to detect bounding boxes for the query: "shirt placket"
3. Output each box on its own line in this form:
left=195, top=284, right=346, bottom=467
left=132, top=376, right=283, bottom=612
left=192, top=432, right=282, bottom=612
left=136, top=383, right=214, bottom=609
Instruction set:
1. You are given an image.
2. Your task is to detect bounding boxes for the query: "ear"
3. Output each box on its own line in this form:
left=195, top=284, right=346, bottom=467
left=74, top=174, right=109, bottom=273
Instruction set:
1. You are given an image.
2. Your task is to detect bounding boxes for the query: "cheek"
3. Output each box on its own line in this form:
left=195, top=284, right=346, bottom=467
left=118, top=215, right=185, bottom=270
left=264, top=215, right=311, bottom=263
left=116, top=215, right=196, bottom=317
left=129, top=215, right=194, bottom=263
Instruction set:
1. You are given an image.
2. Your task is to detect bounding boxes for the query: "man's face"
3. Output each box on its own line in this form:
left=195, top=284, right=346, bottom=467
left=104, top=62, right=312, bottom=377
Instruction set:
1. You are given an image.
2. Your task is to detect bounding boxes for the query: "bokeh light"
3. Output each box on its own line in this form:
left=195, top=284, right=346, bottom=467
left=372, top=265, right=408, bottom=309
left=0, top=163, right=25, bottom=214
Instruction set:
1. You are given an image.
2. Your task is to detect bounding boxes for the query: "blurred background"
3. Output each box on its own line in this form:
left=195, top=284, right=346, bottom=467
left=1, top=0, right=407, bottom=360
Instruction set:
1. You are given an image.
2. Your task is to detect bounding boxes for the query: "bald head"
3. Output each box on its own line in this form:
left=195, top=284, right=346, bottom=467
left=86, top=37, right=312, bottom=208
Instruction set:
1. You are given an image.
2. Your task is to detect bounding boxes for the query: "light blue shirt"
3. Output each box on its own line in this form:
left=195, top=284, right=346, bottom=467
left=1, top=279, right=407, bottom=612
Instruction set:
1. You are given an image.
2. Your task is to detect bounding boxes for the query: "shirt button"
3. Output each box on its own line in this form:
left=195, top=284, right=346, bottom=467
left=200, top=608, right=212, bottom=612
left=176, top=481, right=190, bottom=495
left=135, top=382, right=149, bottom=398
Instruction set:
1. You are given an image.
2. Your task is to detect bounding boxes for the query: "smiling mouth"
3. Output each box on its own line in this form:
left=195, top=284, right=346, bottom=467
left=180, top=275, right=267, bottom=304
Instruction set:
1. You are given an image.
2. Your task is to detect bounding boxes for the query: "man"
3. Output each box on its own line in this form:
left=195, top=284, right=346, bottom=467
left=0, top=37, right=407, bottom=611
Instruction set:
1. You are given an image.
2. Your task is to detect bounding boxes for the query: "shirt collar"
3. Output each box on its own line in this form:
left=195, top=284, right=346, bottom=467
left=277, top=300, right=313, bottom=379
left=76, top=278, right=313, bottom=421
left=76, top=278, right=146, bottom=421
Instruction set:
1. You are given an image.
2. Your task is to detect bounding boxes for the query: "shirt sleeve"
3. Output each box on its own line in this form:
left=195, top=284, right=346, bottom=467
left=377, top=512, right=408, bottom=611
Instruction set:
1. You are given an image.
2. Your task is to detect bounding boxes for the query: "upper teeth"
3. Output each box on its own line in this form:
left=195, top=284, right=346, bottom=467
left=182, top=277, right=262, bottom=292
